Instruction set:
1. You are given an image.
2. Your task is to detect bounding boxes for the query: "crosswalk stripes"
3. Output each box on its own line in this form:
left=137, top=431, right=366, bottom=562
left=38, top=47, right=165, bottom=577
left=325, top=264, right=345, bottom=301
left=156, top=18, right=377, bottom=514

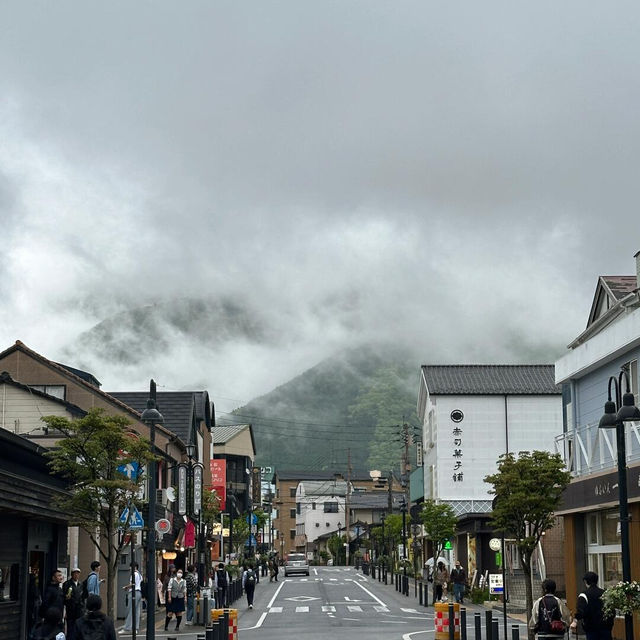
left=347, top=605, right=363, bottom=612
left=295, top=606, right=310, bottom=613
left=322, top=606, right=336, bottom=612
left=269, top=607, right=283, bottom=613
left=267, top=603, right=421, bottom=615
left=374, top=605, right=390, bottom=613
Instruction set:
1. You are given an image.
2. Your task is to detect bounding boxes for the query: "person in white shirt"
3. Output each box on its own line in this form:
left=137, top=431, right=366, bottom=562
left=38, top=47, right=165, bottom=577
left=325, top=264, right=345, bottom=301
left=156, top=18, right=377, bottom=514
left=121, top=563, right=143, bottom=634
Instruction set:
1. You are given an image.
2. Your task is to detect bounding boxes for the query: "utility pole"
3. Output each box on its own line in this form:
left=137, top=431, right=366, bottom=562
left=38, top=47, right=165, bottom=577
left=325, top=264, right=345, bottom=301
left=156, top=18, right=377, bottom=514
left=345, top=449, right=352, bottom=567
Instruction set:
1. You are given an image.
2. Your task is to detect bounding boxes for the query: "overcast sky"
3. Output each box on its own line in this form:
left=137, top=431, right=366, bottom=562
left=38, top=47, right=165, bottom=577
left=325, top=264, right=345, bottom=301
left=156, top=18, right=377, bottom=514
left=1, top=2, right=639, bottom=407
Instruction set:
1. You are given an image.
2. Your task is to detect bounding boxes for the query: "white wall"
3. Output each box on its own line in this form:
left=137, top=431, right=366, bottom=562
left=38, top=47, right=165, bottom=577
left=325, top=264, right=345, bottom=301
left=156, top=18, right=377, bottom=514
left=0, top=383, right=71, bottom=434
left=296, top=495, right=345, bottom=543
left=424, top=394, right=562, bottom=503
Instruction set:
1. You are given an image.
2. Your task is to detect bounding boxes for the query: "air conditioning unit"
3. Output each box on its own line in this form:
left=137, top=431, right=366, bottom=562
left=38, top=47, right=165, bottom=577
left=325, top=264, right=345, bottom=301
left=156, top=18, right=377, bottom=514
left=156, top=489, right=169, bottom=506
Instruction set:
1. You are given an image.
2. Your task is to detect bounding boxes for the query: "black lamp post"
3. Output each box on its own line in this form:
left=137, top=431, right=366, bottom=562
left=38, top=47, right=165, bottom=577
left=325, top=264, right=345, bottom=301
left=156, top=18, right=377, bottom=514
left=179, top=443, right=204, bottom=586
left=401, top=496, right=408, bottom=595
left=598, top=368, right=640, bottom=640
left=141, top=381, right=164, bottom=640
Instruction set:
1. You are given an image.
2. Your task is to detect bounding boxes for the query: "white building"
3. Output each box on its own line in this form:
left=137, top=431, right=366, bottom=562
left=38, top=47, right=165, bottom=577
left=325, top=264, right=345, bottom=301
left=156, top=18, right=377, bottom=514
left=295, top=480, right=349, bottom=553
left=417, top=365, right=562, bottom=580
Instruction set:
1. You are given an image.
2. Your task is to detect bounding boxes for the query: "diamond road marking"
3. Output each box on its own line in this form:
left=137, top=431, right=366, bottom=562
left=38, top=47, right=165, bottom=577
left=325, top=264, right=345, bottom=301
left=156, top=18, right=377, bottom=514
left=285, top=595, right=319, bottom=602
left=295, top=606, right=309, bottom=613
left=269, top=607, right=283, bottom=613
left=322, top=605, right=336, bottom=612
left=347, top=605, right=363, bottom=612
left=374, top=605, right=390, bottom=612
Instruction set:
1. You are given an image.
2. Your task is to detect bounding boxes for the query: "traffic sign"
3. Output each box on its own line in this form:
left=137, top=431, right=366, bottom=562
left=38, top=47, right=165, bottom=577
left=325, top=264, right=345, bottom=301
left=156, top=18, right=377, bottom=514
left=119, top=506, right=144, bottom=530
left=244, top=534, right=257, bottom=547
left=117, top=461, right=139, bottom=480
left=246, top=513, right=258, bottom=525
left=155, top=519, right=171, bottom=535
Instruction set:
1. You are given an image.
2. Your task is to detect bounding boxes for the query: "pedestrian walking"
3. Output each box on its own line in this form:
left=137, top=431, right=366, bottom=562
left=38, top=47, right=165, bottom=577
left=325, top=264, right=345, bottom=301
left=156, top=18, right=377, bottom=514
left=571, top=571, right=615, bottom=640
left=433, top=562, right=449, bottom=602
left=161, top=565, right=176, bottom=608
left=29, top=607, right=65, bottom=640
left=242, top=564, right=257, bottom=609
left=450, top=560, right=467, bottom=604
left=84, top=562, right=101, bottom=598
left=120, top=563, right=143, bottom=634
left=164, top=568, right=186, bottom=631
left=41, top=570, right=65, bottom=619
left=156, top=577, right=165, bottom=607
left=63, top=568, right=84, bottom=640
left=76, top=595, right=116, bottom=640
left=185, top=564, right=198, bottom=626
left=529, top=579, right=571, bottom=638
left=214, top=563, right=231, bottom=609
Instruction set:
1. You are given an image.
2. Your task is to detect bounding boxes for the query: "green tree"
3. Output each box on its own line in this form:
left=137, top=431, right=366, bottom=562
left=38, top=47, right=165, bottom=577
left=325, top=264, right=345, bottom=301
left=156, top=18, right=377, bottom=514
left=231, top=517, right=250, bottom=555
left=347, top=366, right=418, bottom=471
left=328, top=534, right=346, bottom=565
left=484, top=451, right=571, bottom=638
left=43, top=409, right=155, bottom=618
left=419, top=500, right=457, bottom=603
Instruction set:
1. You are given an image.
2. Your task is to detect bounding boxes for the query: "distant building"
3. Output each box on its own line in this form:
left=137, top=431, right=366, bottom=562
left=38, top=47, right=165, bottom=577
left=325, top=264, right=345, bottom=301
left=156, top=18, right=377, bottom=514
left=418, top=364, right=563, bottom=593
left=554, top=253, right=640, bottom=637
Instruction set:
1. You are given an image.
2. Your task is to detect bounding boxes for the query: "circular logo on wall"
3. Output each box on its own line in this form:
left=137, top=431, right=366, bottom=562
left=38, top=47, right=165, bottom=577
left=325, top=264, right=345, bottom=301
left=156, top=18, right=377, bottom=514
left=450, top=409, right=464, bottom=423
left=155, top=519, right=171, bottom=535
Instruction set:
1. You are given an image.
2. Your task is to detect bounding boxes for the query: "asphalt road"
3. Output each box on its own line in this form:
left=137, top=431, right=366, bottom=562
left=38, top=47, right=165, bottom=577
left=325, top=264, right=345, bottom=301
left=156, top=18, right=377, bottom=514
left=118, top=567, right=527, bottom=640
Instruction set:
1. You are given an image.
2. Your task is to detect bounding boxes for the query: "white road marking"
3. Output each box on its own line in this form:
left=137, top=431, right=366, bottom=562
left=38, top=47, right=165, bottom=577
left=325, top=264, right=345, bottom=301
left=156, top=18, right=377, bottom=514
left=266, top=580, right=286, bottom=608
left=322, top=605, right=336, bottom=612
left=374, top=605, right=390, bottom=612
left=239, top=611, right=268, bottom=631
left=285, top=595, right=319, bottom=602
left=402, top=630, right=432, bottom=638
left=351, top=577, right=388, bottom=607
left=295, top=606, right=309, bottom=613
left=330, top=578, right=338, bottom=581
left=344, top=596, right=361, bottom=602
left=347, top=605, right=363, bottom=612
left=269, top=606, right=283, bottom=613
left=313, top=568, right=318, bottom=576
left=402, top=607, right=418, bottom=613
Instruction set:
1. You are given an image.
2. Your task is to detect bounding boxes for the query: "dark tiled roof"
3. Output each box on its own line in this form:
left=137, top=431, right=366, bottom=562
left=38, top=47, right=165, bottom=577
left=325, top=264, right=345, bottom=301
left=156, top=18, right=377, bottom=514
left=601, top=276, right=638, bottom=301
left=421, top=365, right=560, bottom=395
left=273, top=469, right=376, bottom=482
left=54, top=362, right=101, bottom=388
left=350, top=492, right=404, bottom=510
left=111, top=391, right=199, bottom=445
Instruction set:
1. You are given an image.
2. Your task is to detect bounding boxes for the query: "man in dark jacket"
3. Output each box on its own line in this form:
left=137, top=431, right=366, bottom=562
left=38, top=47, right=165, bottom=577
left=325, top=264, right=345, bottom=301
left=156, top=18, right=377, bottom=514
left=63, top=568, right=84, bottom=640
left=450, top=561, right=467, bottom=604
left=41, top=570, right=64, bottom=619
left=76, top=594, right=116, bottom=640
left=573, top=571, right=614, bottom=640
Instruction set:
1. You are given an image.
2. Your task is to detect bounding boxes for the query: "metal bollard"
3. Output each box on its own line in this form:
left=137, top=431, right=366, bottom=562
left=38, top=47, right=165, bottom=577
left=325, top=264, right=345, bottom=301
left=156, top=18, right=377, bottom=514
left=211, top=620, right=220, bottom=640
left=461, top=607, right=467, bottom=640
left=384, top=568, right=388, bottom=585
left=486, top=610, right=493, bottom=640
left=205, top=625, right=213, bottom=640
left=203, top=595, right=209, bottom=625
left=222, top=609, right=230, bottom=638
left=512, top=625, right=520, bottom=640
left=492, top=618, right=499, bottom=640
left=197, top=634, right=206, bottom=640
left=424, top=582, right=430, bottom=607
left=419, top=581, right=423, bottom=606
left=474, top=613, right=482, bottom=640
left=405, top=575, right=409, bottom=596
left=449, top=603, right=455, bottom=640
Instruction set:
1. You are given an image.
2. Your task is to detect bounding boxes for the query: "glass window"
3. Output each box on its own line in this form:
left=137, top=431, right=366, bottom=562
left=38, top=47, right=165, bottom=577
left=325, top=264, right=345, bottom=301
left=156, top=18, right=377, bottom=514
left=324, top=502, right=338, bottom=513
left=289, top=487, right=296, bottom=498
left=290, top=508, right=296, bottom=519
left=289, top=529, right=296, bottom=540
left=0, top=564, right=20, bottom=601
left=587, top=513, right=599, bottom=546
left=601, top=510, right=620, bottom=545
left=603, top=552, right=623, bottom=588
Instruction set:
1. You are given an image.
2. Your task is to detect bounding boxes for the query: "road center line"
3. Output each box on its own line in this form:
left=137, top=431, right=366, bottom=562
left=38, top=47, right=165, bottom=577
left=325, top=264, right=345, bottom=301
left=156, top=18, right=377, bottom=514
left=351, top=577, right=387, bottom=607
left=266, top=580, right=287, bottom=609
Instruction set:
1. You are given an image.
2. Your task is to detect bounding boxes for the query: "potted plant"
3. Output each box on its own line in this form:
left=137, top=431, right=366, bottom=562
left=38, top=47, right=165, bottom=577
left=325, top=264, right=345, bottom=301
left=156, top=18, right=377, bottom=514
left=602, top=581, right=640, bottom=618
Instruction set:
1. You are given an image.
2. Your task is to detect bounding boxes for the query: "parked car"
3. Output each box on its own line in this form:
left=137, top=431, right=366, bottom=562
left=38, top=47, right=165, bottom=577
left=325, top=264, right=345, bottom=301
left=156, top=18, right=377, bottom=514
left=284, top=552, right=310, bottom=576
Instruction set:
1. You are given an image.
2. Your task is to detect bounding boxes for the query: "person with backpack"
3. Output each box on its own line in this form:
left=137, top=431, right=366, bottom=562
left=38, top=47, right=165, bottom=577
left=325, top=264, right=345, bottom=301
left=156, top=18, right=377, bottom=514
left=571, top=571, right=615, bottom=640
left=242, top=564, right=257, bottom=609
left=529, top=579, right=571, bottom=638
left=165, top=568, right=186, bottom=631
left=83, top=562, right=101, bottom=600
left=184, top=565, right=199, bottom=625
left=62, top=568, right=84, bottom=640
left=214, top=563, right=230, bottom=609
left=120, top=563, right=143, bottom=634
left=41, top=570, right=65, bottom=620
left=29, top=607, right=65, bottom=640
left=76, top=595, right=116, bottom=640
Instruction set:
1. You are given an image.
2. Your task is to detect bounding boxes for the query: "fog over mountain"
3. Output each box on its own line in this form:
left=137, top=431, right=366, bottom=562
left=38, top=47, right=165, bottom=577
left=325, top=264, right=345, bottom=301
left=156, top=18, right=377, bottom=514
left=1, top=2, right=639, bottom=420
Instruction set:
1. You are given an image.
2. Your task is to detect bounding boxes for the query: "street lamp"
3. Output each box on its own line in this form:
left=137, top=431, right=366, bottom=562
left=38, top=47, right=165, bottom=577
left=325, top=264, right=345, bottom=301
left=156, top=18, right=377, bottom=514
left=598, top=368, right=640, bottom=640
left=141, top=381, right=164, bottom=640
left=179, top=443, right=205, bottom=586
left=400, top=496, right=408, bottom=596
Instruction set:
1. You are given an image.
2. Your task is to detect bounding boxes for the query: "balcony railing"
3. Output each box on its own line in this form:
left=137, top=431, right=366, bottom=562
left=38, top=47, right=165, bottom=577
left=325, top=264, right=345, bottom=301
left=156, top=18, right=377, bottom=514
left=554, top=420, right=640, bottom=476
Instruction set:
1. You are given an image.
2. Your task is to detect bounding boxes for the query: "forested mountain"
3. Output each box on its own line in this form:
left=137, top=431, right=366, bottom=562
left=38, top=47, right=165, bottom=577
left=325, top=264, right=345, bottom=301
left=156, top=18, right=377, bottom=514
left=223, top=345, right=421, bottom=473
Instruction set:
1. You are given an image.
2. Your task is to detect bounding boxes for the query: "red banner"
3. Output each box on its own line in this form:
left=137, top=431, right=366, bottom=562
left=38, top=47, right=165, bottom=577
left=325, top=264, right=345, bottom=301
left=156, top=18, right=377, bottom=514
left=184, top=520, right=196, bottom=548
left=210, top=459, right=226, bottom=511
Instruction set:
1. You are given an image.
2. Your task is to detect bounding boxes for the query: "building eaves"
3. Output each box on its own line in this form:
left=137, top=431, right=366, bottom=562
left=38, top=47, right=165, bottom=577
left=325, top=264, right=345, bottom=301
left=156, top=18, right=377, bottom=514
left=212, top=424, right=256, bottom=457
left=0, top=341, right=179, bottom=444
left=0, top=371, right=87, bottom=418
left=421, top=364, right=560, bottom=395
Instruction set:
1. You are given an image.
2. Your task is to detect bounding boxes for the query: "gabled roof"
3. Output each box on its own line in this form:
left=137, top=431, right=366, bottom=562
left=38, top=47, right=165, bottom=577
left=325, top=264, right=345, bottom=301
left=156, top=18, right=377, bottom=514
left=111, top=391, right=212, bottom=446
left=421, top=365, right=560, bottom=395
left=54, top=362, right=101, bottom=388
left=212, top=424, right=256, bottom=457
left=0, top=341, right=178, bottom=443
left=0, top=371, right=86, bottom=417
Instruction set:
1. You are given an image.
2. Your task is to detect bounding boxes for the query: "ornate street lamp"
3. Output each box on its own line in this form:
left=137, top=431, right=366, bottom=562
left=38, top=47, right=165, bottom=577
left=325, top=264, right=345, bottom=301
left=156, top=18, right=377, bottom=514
left=598, top=368, right=640, bottom=640
left=141, top=381, right=163, bottom=640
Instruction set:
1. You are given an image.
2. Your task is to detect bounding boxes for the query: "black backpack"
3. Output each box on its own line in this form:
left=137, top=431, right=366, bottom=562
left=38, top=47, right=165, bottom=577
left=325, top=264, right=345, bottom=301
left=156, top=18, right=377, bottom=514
left=216, top=569, right=227, bottom=588
left=28, top=622, right=60, bottom=640
left=81, top=573, right=95, bottom=601
left=538, top=595, right=565, bottom=635
left=246, top=570, right=256, bottom=584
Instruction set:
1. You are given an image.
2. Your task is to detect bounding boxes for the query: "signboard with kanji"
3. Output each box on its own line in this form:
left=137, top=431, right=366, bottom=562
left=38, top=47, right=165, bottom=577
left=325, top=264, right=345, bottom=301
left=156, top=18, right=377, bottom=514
left=210, top=459, right=226, bottom=511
